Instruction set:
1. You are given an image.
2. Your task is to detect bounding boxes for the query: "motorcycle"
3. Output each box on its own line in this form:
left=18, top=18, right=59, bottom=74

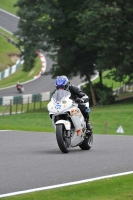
left=16, top=85, right=24, bottom=93
left=47, top=89, right=93, bottom=153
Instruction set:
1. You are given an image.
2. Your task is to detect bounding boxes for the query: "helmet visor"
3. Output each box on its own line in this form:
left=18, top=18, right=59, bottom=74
left=57, top=85, right=65, bottom=89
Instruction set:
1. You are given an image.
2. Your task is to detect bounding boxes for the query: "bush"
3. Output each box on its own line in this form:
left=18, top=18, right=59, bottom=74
left=82, top=82, right=115, bottom=106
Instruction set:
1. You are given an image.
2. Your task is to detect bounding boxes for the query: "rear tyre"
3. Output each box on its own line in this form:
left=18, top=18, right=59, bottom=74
left=56, top=124, right=71, bottom=153
left=79, top=134, right=93, bottom=150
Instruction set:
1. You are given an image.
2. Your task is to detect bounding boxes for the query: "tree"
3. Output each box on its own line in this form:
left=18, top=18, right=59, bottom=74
left=77, top=0, right=133, bottom=83
left=14, top=0, right=133, bottom=105
left=15, top=0, right=97, bottom=105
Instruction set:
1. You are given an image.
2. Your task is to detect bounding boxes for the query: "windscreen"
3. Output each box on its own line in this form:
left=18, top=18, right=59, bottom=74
left=52, top=90, right=70, bottom=102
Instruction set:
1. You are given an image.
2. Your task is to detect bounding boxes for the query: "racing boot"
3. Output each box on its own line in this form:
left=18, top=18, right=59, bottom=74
left=86, top=120, right=93, bottom=136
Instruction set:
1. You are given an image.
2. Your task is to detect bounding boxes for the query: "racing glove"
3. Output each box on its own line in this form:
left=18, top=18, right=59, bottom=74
left=75, top=97, right=84, bottom=103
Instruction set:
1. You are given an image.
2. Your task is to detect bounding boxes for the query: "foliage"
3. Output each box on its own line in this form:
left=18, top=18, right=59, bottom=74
left=14, top=1, right=133, bottom=75
left=77, top=1, right=133, bottom=82
left=82, top=82, right=115, bottom=105
left=14, top=0, right=96, bottom=77
left=82, top=83, right=97, bottom=106
left=14, top=0, right=133, bottom=104
left=94, top=82, right=115, bottom=105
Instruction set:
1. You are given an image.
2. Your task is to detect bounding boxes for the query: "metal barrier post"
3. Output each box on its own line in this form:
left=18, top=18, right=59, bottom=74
left=10, top=100, right=12, bottom=115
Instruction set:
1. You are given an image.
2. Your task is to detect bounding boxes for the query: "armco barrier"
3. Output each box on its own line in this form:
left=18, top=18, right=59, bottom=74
left=0, top=91, right=51, bottom=106
left=0, top=31, right=46, bottom=81
left=0, top=58, right=24, bottom=81
left=0, top=49, right=46, bottom=81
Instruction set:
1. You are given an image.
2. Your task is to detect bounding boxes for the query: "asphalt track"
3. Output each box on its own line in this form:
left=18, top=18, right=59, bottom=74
left=0, top=9, right=133, bottom=197
left=0, top=130, right=133, bottom=195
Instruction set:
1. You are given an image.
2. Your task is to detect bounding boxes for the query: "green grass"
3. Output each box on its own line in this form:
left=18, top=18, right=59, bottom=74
left=0, top=28, right=44, bottom=88
left=0, top=56, right=42, bottom=88
left=0, top=111, right=54, bottom=132
left=0, top=27, right=19, bottom=42
left=0, top=100, right=133, bottom=135
left=91, top=100, right=133, bottom=135
left=0, top=0, right=18, bottom=15
left=0, top=101, right=49, bottom=113
left=93, top=70, right=123, bottom=90
left=1, top=174, right=133, bottom=200
left=0, top=102, right=133, bottom=200
left=0, top=110, right=53, bottom=132
left=0, top=32, right=20, bottom=72
left=0, top=28, right=45, bottom=88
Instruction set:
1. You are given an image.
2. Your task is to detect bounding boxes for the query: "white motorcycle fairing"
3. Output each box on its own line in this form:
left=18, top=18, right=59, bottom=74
left=47, top=89, right=93, bottom=153
left=55, top=120, right=71, bottom=130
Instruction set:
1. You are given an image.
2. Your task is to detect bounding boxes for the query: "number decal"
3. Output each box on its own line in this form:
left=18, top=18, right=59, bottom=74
left=55, top=103, right=61, bottom=110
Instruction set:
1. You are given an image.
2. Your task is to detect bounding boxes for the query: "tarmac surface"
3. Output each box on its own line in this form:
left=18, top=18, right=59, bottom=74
left=0, top=131, right=133, bottom=195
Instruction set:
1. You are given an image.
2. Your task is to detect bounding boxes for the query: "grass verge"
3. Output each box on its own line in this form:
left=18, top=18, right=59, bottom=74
left=0, top=56, right=42, bottom=88
left=92, top=70, right=124, bottom=90
left=1, top=174, right=133, bottom=200
left=0, top=28, right=43, bottom=88
left=0, top=0, right=18, bottom=15
left=0, top=31, right=20, bottom=72
left=0, top=100, right=133, bottom=135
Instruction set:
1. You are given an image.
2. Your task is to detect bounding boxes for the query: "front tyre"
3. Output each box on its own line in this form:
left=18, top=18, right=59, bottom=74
left=79, top=134, right=93, bottom=150
left=21, top=87, right=24, bottom=93
left=56, top=124, right=71, bottom=153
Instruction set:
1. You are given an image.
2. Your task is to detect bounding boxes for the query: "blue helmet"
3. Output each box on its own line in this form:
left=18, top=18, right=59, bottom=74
left=55, top=75, right=70, bottom=90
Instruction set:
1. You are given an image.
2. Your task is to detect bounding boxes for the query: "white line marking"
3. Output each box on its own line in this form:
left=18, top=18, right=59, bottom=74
left=0, top=171, right=133, bottom=198
left=0, top=8, right=20, bottom=19
left=0, top=26, right=13, bottom=35
left=78, top=71, right=99, bottom=89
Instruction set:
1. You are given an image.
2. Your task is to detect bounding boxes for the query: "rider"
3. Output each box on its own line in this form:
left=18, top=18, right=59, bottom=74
left=55, top=75, right=92, bottom=135
left=16, top=82, right=22, bottom=89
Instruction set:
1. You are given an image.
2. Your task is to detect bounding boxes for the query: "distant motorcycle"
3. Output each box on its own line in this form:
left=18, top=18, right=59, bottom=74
left=16, top=85, right=24, bottom=93
left=47, top=89, right=93, bottom=153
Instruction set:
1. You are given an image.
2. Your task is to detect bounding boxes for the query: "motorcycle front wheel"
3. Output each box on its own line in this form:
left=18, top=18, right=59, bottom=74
left=56, top=124, right=71, bottom=153
left=21, top=87, right=24, bottom=93
left=79, top=134, right=93, bottom=150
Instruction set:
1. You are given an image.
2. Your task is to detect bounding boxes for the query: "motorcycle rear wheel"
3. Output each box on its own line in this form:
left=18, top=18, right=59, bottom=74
left=56, top=124, right=71, bottom=153
left=79, top=134, right=93, bottom=150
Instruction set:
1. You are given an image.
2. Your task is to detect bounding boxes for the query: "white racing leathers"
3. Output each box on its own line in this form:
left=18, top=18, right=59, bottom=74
left=47, top=89, right=93, bottom=153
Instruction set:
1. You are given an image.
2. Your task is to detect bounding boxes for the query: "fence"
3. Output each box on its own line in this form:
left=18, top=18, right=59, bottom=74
left=0, top=92, right=51, bottom=115
left=1, top=83, right=133, bottom=115
left=113, top=84, right=133, bottom=95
